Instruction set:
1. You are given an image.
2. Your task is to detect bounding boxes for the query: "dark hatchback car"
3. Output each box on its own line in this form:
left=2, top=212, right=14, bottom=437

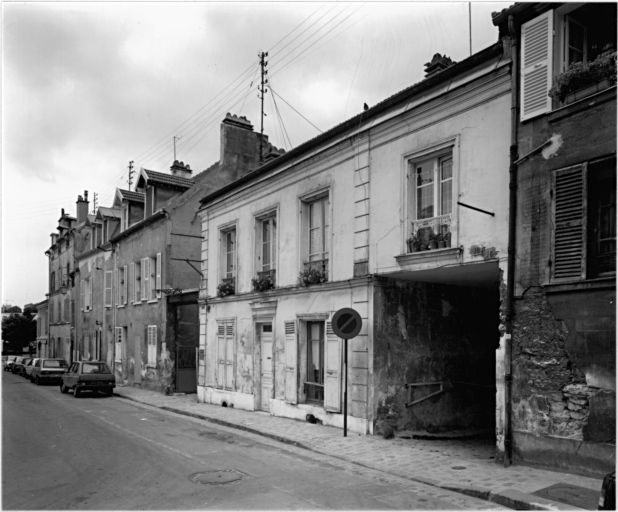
left=61, top=361, right=115, bottom=397
left=11, top=357, right=32, bottom=376
left=31, top=358, right=69, bottom=384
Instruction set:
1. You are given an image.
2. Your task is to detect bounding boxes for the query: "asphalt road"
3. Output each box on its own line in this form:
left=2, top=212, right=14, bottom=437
left=2, top=371, right=502, bottom=510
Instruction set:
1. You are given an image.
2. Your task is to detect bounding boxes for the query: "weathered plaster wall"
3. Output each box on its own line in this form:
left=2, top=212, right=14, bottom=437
left=373, top=277, right=498, bottom=435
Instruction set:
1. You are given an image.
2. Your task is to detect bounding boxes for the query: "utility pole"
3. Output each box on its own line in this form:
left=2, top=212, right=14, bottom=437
left=128, top=160, right=135, bottom=189
left=92, top=193, right=98, bottom=214
left=258, top=51, right=269, bottom=163
left=173, top=136, right=181, bottom=161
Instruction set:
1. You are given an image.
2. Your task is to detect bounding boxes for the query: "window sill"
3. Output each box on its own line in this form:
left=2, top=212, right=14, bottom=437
left=132, top=302, right=142, bottom=307
left=543, top=275, right=615, bottom=294
left=549, top=85, right=616, bottom=124
left=147, top=299, right=158, bottom=304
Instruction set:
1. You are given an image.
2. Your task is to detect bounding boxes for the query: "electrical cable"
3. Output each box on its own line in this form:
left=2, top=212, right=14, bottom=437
left=269, top=86, right=322, bottom=134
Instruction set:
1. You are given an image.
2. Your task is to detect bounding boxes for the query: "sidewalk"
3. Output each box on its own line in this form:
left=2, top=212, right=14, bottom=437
left=113, top=385, right=602, bottom=510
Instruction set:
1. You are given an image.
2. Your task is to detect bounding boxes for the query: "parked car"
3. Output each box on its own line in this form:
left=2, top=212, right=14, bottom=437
left=599, top=471, right=615, bottom=510
left=13, top=357, right=33, bottom=376
left=11, top=356, right=27, bottom=374
left=61, top=361, right=115, bottom=397
left=3, top=355, right=17, bottom=371
left=25, top=358, right=39, bottom=381
left=31, top=358, right=68, bottom=385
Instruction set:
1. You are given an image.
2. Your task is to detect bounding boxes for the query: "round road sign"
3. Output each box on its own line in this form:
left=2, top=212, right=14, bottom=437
left=331, top=308, right=362, bottom=339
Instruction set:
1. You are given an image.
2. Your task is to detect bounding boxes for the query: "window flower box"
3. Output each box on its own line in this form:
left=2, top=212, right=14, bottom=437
left=252, top=270, right=275, bottom=292
left=549, top=52, right=617, bottom=104
left=298, top=260, right=328, bottom=286
left=217, top=277, right=235, bottom=298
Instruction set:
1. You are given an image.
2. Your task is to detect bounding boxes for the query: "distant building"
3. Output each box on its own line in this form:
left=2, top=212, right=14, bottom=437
left=33, top=300, right=48, bottom=357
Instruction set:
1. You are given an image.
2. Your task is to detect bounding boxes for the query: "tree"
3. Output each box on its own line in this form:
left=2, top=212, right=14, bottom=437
left=1, top=304, right=22, bottom=314
left=2, top=310, right=36, bottom=354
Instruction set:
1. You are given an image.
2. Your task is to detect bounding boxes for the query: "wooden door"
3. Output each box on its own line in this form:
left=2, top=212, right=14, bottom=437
left=259, top=324, right=273, bottom=412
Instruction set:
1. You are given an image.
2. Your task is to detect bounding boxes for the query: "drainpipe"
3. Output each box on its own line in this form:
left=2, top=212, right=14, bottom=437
left=504, top=13, right=519, bottom=468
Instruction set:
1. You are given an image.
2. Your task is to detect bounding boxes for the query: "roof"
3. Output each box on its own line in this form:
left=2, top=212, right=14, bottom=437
left=200, top=41, right=504, bottom=208
left=491, top=3, right=554, bottom=27
left=117, top=189, right=145, bottom=203
left=96, top=206, right=121, bottom=219
left=138, top=169, right=194, bottom=189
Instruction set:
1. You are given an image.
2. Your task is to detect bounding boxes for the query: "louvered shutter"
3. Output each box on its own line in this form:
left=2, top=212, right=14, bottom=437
left=156, top=253, right=162, bottom=299
left=130, top=262, right=135, bottom=303
left=284, top=321, right=298, bottom=404
left=123, top=265, right=128, bottom=305
left=521, top=10, right=553, bottom=121
left=552, top=164, right=587, bottom=280
left=141, top=258, right=149, bottom=300
left=216, top=323, right=226, bottom=388
left=104, top=271, right=113, bottom=307
left=324, top=322, right=342, bottom=412
left=224, top=322, right=234, bottom=389
left=80, top=280, right=85, bottom=311
left=115, top=327, right=123, bottom=362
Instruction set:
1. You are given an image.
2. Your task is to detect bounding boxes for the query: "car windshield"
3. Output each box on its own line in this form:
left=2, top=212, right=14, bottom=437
left=43, top=360, right=67, bottom=368
left=82, top=363, right=111, bottom=374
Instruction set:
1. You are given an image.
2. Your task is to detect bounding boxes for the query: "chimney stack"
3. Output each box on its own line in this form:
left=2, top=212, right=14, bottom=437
left=76, top=190, right=89, bottom=223
left=424, top=53, right=456, bottom=78
left=170, top=160, right=192, bottom=179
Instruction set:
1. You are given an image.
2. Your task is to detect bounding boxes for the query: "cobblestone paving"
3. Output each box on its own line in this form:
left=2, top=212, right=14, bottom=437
left=114, top=386, right=602, bottom=509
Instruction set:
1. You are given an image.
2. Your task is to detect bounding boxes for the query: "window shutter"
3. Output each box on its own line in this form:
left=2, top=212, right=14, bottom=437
left=147, top=325, right=157, bottom=366
left=123, top=265, right=128, bottom=305
left=216, top=323, right=226, bottom=388
left=130, top=262, right=135, bottom=303
left=521, top=10, right=553, bottom=121
left=141, top=258, right=149, bottom=300
left=156, top=253, right=162, bottom=299
left=104, top=271, right=112, bottom=307
left=115, top=268, right=120, bottom=306
left=552, top=164, right=587, bottom=280
left=225, top=323, right=234, bottom=390
left=324, top=322, right=342, bottom=412
left=80, top=280, right=85, bottom=311
left=284, top=321, right=298, bottom=404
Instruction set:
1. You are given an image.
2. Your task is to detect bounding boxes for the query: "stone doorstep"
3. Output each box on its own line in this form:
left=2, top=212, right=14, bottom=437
left=114, top=390, right=597, bottom=510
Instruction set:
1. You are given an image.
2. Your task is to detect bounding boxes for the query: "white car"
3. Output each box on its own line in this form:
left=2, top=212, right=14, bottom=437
left=25, top=358, right=39, bottom=381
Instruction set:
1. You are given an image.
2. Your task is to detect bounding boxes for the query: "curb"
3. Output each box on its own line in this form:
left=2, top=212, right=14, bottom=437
left=114, top=393, right=579, bottom=511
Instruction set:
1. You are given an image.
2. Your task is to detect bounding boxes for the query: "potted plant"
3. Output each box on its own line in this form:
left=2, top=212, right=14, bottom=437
left=406, top=235, right=420, bottom=253
left=217, top=278, right=235, bottom=298
left=549, top=52, right=617, bottom=103
left=428, top=232, right=438, bottom=250
left=252, top=273, right=274, bottom=292
left=298, top=267, right=327, bottom=287
left=436, top=232, right=445, bottom=249
left=444, top=231, right=452, bottom=248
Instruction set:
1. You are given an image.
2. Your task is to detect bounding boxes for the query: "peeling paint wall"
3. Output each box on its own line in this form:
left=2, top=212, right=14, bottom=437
left=373, top=277, right=498, bottom=435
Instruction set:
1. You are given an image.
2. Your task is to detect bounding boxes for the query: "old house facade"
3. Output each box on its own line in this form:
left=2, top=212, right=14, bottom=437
left=197, top=43, right=511, bottom=442
left=493, top=3, right=616, bottom=475
left=33, top=299, right=48, bottom=358
left=46, top=210, right=77, bottom=361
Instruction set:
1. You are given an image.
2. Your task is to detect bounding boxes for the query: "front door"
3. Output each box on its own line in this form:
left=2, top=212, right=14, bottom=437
left=259, top=324, right=273, bottom=411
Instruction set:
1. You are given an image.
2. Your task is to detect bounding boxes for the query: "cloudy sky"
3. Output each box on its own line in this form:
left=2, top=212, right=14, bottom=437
left=2, top=0, right=509, bottom=308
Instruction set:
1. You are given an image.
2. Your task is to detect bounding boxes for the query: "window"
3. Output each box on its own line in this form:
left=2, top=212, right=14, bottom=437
left=305, top=322, right=324, bottom=404
left=562, top=5, right=616, bottom=68
left=256, top=213, right=277, bottom=283
left=408, top=151, right=453, bottom=249
left=133, top=261, right=141, bottom=303
left=141, top=258, right=150, bottom=301
left=117, top=266, right=127, bottom=306
left=82, top=278, right=92, bottom=312
left=104, top=271, right=113, bottom=307
left=551, top=157, right=616, bottom=281
left=148, top=254, right=161, bottom=301
left=146, top=325, right=157, bottom=367
left=216, top=320, right=235, bottom=390
left=114, top=326, right=125, bottom=363
left=301, top=194, right=329, bottom=276
left=219, top=227, right=237, bottom=292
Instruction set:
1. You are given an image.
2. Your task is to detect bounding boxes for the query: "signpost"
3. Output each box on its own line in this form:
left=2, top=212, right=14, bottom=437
left=331, top=307, right=362, bottom=437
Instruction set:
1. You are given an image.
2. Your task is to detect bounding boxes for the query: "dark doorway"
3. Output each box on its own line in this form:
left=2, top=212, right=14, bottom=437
left=169, top=293, right=198, bottom=394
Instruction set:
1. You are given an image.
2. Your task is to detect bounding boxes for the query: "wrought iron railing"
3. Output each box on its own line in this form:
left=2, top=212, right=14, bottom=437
left=408, top=214, right=453, bottom=252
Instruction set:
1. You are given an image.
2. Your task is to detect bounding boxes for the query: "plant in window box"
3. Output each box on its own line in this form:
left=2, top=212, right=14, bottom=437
left=443, top=231, right=451, bottom=248
left=298, top=267, right=327, bottom=287
left=251, top=273, right=274, bottom=292
left=428, top=232, right=439, bottom=250
left=549, top=52, right=617, bottom=103
left=217, top=278, right=235, bottom=298
left=406, top=235, right=421, bottom=253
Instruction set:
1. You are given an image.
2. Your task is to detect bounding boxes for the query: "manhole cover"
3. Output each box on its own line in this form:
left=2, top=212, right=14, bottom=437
left=189, top=470, right=243, bottom=485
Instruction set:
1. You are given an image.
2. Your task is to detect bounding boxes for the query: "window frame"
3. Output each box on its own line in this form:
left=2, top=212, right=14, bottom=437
left=299, top=189, right=331, bottom=277
left=219, top=224, right=238, bottom=291
left=255, top=209, right=278, bottom=282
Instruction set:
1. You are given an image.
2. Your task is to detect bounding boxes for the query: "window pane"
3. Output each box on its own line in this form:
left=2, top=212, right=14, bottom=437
left=441, top=180, right=452, bottom=215
left=440, top=157, right=453, bottom=180
left=417, top=185, right=434, bottom=219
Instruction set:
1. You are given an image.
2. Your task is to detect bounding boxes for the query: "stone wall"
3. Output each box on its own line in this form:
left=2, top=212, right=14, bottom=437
left=373, top=277, right=498, bottom=435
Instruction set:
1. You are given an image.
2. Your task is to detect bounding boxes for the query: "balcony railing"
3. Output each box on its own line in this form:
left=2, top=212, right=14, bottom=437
left=408, top=214, right=452, bottom=252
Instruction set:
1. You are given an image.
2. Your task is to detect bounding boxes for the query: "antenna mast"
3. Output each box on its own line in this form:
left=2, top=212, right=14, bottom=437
left=258, top=51, right=269, bottom=163
left=173, top=136, right=181, bottom=161
left=128, top=160, right=135, bottom=189
left=92, top=193, right=98, bottom=214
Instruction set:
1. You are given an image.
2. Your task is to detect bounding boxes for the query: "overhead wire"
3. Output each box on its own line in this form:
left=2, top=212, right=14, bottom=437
left=269, top=86, right=323, bottom=134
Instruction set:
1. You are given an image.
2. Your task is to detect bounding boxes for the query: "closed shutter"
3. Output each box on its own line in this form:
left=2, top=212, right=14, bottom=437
left=141, top=258, right=149, bottom=300
left=80, top=280, right=85, bottom=311
left=147, top=325, right=157, bottom=366
left=115, top=327, right=123, bottom=362
left=104, top=271, right=113, bottom=307
left=156, top=253, right=162, bottom=299
left=216, top=321, right=235, bottom=390
left=521, top=10, right=553, bottom=121
left=324, top=322, right=342, bottom=412
left=130, top=262, right=135, bottom=303
left=552, top=164, right=587, bottom=280
left=123, top=265, right=128, bottom=305
left=284, top=321, right=298, bottom=404
left=216, top=323, right=226, bottom=388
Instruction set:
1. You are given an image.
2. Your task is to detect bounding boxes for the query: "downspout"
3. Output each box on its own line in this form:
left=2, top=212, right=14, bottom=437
left=504, top=13, right=519, bottom=467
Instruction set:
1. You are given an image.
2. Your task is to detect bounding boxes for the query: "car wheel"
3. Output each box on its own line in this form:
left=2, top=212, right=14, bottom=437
left=73, top=387, right=80, bottom=398
left=60, top=383, right=68, bottom=394
left=35, top=376, right=40, bottom=385
left=105, top=387, right=113, bottom=397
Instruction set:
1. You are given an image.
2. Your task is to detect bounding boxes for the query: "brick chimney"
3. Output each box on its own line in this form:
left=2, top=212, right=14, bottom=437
left=424, top=53, right=456, bottom=78
left=76, top=190, right=89, bottom=223
left=220, top=113, right=261, bottom=179
left=50, top=233, right=58, bottom=246
left=170, top=160, right=192, bottom=179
